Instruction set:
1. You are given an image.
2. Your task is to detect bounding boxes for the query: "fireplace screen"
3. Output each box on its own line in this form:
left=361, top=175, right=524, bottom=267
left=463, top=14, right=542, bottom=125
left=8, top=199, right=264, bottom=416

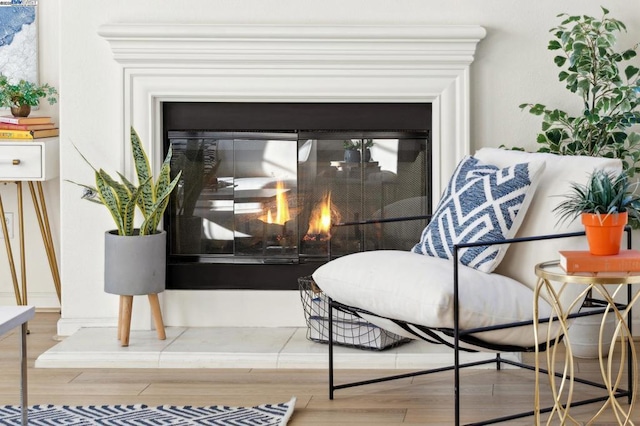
left=166, top=130, right=430, bottom=289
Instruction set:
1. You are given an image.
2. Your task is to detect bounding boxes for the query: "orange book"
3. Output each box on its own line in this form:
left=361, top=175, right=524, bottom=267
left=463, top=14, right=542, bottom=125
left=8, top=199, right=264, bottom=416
left=0, top=122, right=56, bottom=131
left=0, top=115, right=53, bottom=125
left=559, top=250, right=640, bottom=273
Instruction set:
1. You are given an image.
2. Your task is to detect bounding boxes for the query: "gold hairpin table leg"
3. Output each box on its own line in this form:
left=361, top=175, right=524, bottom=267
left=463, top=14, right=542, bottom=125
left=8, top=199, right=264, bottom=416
left=0, top=181, right=61, bottom=306
left=17, top=182, right=27, bottom=305
left=28, top=182, right=61, bottom=302
left=0, top=190, right=23, bottom=305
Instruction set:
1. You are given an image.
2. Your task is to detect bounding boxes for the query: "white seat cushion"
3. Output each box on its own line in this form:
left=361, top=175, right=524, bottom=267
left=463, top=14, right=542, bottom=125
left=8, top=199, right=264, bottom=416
left=313, top=250, right=554, bottom=348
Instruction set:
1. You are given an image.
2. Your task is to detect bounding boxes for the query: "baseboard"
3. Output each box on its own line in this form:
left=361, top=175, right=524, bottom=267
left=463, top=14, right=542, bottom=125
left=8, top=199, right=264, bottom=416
left=0, top=291, right=60, bottom=309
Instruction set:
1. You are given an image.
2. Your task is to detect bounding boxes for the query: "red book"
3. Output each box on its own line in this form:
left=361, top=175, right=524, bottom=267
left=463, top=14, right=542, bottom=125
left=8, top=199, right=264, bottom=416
left=559, top=250, right=640, bottom=273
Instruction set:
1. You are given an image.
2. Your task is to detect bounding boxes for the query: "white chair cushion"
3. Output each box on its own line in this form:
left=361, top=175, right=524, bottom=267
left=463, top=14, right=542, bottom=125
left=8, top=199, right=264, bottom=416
left=412, top=155, right=545, bottom=273
left=313, top=250, right=553, bottom=348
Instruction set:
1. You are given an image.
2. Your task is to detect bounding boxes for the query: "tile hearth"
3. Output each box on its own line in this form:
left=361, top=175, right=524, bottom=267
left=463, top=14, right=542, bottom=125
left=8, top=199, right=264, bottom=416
left=35, top=327, right=518, bottom=369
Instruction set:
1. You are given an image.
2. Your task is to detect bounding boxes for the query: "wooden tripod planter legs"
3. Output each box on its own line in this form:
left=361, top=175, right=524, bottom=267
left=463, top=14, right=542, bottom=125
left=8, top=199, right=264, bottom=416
left=117, top=294, right=166, bottom=347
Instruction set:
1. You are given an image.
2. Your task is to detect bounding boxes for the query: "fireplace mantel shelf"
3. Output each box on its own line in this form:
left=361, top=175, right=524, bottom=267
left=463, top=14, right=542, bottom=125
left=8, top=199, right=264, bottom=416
left=99, top=24, right=485, bottom=71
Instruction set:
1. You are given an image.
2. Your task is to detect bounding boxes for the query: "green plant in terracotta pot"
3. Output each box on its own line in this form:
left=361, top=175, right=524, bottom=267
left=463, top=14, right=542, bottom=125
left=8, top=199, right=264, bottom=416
left=0, top=74, right=58, bottom=117
left=554, top=169, right=640, bottom=255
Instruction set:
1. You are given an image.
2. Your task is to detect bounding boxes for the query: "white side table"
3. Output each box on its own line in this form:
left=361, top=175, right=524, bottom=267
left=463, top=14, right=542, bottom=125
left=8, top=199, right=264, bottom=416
left=0, top=137, right=60, bottom=305
left=0, top=306, right=35, bottom=425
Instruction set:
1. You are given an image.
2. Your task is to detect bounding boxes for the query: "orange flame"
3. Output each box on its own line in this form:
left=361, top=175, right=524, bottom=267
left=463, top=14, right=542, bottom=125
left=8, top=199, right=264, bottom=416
left=263, top=180, right=290, bottom=225
left=306, top=192, right=333, bottom=237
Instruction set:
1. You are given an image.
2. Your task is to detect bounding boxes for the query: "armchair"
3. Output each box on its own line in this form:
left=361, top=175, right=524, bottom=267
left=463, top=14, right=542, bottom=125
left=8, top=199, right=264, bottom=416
left=312, top=148, right=633, bottom=424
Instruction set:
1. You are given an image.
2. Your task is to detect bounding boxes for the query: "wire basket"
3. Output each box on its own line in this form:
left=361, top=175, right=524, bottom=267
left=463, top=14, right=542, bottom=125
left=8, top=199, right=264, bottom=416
left=298, top=276, right=411, bottom=351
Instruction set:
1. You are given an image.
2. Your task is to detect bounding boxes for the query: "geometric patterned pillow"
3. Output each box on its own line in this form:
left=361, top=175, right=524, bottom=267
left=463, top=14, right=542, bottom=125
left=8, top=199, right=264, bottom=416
left=412, top=155, right=545, bottom=273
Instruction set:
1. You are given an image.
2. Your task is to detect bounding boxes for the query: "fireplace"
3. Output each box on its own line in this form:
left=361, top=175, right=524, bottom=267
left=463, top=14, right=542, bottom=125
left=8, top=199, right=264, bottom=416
left=163, top=102, right=431, bottom=290
left=51, top=23, right=486, bottom=332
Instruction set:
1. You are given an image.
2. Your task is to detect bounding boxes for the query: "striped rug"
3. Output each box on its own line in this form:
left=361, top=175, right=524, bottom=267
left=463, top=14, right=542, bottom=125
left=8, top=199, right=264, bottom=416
left=0, top=397, right=296, bottom=425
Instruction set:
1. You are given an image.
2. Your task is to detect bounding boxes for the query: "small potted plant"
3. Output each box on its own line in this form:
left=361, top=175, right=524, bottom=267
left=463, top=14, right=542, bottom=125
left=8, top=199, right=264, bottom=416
left=343, top=139, right=374, bottom=163
left=0, top=74, right=58, bottom=117
left=343, top=139, right=361, bottom=163
left=554, top=169, right=640, bottom=255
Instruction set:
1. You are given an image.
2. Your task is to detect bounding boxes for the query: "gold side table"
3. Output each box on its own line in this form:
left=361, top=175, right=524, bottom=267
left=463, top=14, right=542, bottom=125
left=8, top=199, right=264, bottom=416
left=534, top=260, right=639, bottom=425
left=0, top=137, right=61, bottom=306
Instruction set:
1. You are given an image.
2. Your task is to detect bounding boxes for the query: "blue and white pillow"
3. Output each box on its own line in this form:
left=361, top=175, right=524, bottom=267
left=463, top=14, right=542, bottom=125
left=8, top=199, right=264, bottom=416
left=412, top=155, right=545, bottom=273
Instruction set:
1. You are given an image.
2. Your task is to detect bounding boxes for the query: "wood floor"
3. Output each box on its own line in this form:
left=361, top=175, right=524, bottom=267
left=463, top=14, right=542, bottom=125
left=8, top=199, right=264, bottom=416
left=0, top=312, right=637, bottom=425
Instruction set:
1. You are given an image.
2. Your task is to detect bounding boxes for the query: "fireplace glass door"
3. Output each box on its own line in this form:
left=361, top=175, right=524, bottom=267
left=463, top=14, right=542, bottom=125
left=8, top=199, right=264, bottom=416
left=166, top=130, right=430, bottom=288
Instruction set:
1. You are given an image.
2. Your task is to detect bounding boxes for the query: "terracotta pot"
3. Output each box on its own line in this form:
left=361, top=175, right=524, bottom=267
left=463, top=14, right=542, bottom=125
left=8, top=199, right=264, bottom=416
left=10, top=105, right=31, bottom=117
left=581, top=212, right=627, bottom=256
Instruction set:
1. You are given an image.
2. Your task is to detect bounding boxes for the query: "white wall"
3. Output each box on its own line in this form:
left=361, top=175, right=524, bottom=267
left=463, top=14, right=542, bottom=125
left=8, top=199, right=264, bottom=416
left=0, top=0, right=60, bottom=308
left=51, top=0, right=640, bottom=331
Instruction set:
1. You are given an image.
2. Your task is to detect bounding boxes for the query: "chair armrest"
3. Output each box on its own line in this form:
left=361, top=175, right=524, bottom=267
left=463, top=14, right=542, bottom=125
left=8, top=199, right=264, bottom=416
left=453, top=225, right=631, bottom=251
left=454, top=230, right=585, bottom=251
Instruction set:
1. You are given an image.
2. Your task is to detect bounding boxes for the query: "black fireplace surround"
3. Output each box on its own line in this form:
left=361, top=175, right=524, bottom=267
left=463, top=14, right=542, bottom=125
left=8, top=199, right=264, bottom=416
left=163, top=102, right=432, bottom=290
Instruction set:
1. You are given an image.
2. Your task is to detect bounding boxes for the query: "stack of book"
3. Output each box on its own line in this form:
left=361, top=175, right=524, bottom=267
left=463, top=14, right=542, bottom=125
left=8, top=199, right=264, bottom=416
left=0, top=115, right=59, bottom=139
left=559, top=249, right=640, bottom=273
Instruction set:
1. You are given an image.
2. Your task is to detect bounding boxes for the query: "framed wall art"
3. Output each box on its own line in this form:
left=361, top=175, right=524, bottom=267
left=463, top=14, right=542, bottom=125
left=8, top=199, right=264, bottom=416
left=0, top=1, right=38, bottom=84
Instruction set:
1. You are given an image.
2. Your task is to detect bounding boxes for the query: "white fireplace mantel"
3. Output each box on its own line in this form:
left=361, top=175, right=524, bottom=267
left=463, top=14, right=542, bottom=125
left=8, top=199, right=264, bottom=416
left=98, top=24, right=485, bottom=197
left=81, top=23, right=486, bottom=329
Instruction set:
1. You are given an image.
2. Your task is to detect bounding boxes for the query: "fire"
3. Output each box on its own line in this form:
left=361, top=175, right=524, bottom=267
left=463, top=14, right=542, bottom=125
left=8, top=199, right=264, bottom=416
left=305, top=192, right=334, bottom=238
left=264, top=180, right=290, bottom=225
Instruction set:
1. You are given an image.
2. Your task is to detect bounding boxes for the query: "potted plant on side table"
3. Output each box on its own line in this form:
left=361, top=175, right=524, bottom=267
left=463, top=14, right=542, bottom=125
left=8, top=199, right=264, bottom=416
left=69, top=127, right=182, bottom=346
left=0, top=74, right=58, bottom=117
left=554, top=169, right=640, bottom=357
left=555, top=169, right=640, bottom=255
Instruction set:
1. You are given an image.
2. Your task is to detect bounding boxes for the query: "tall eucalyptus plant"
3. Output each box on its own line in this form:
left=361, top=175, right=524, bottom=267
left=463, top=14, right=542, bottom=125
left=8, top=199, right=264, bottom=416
left=520, top=7, right=640, bottom=175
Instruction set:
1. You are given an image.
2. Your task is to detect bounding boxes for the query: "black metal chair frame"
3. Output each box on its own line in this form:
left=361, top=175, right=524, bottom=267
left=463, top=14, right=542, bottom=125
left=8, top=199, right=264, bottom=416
left=325, top=216, right=634, bottom=425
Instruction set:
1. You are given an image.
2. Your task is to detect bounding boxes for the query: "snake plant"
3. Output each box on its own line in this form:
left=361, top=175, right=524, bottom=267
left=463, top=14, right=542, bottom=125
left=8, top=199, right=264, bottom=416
left=69, top=127, right=182, bottom=236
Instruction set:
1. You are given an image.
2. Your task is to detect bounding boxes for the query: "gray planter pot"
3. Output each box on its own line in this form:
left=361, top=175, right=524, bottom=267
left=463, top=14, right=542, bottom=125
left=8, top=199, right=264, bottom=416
left=104, top=230, right=166, bottom=295
left=344, top=149, right=361, bottom=163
